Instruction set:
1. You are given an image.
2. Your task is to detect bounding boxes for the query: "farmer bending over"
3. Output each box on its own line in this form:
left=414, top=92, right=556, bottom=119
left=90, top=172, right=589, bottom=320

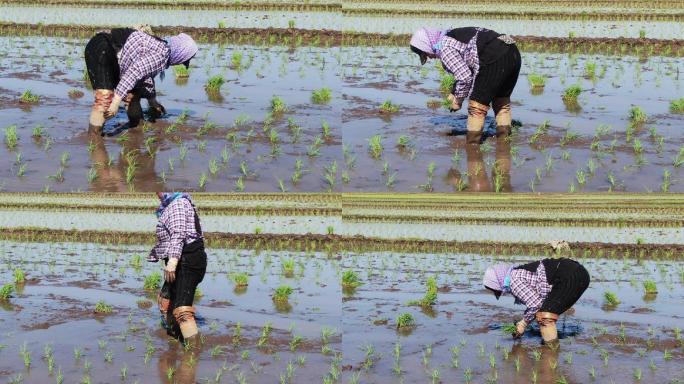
left=410, top=27, right=521, bottom=145
left=84, top=28, right=198, bottom=132
left=483, top=258, right=590, bottom=347
left=148, top=192, right=207, bottom=345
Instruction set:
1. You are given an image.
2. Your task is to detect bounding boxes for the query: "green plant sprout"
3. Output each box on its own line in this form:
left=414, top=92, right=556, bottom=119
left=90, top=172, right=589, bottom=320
left=341, top=270, right=362, bottom=289
left=143, top=272, right=162, bottom=290
left=273, top=285, right=293, bottom=303
left=205, top=75, right=225, bottom=93
left=311, top=87, right=332, bottom=104
left=19, top=90, right=40, bottom=104
left=604, top=291, right=620, bottom=306
left=380, top=100, right=399, bottom=114
left=396, top=313, right=415, bottom=329
left=94, top=300, right=113, bottom=314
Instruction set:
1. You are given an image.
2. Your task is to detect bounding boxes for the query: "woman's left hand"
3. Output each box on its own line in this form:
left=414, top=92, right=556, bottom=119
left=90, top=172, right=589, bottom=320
left=104, top=95, right=122, bottom=119
left=164, top=258, right=178, bottom=283
left=447, top=94, right=463, bottom=112
left=513, top=319, right=527, bottom=338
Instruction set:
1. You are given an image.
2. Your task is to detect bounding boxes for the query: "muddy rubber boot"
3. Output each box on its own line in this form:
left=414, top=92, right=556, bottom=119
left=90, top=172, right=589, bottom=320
left=89, top=89, right=114, bottom=133
left=536, top=312, right=560, bottom=348
left=496, top=125, right=512, bottom=139
left=173, top=306, right=199, bottom=341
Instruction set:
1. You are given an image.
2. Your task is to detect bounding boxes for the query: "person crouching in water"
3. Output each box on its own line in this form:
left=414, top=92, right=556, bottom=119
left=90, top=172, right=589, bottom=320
left=148, top=192, right=207, bottom=345
left=84, top=28, right=198, bottom=133
left=483, top=258, right=590, bottom=347
left=410, top=27, right=521, bottom=145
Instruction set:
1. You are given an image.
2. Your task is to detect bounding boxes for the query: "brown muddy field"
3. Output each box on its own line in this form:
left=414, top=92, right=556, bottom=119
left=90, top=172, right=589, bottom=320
left=1, top=36, right=683, bottom=193
left=340, top=251, right=684, bottom=384
left=0, top=241, right=342, bottom=383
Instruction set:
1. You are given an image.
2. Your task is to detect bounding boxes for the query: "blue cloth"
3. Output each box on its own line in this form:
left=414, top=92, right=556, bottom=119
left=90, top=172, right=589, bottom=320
left=429, top=114, right=497, bottom=137
left=156, top=192, right=191, bottom=217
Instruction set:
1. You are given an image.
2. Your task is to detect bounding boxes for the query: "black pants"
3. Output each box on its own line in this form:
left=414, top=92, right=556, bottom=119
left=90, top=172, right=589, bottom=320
left=84, top=33, right=120, bottom=90
left=470, top=44, right=521, bottom=106
left=539, top=260, right=590, bottom=315
left=160, top=239, right=207, bottom=320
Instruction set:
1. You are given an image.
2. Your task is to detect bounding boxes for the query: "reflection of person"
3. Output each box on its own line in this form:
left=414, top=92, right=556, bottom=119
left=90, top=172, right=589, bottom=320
left=86, top=128, right=160, bottom=191
left=410, top=27, right=521, bottom=144
left=445, top=142, right=512, bottom=192
left=84, top=28, right=197, bottom=132
left=158, top=343, right=199, bottom=384
left=148, top=192, right=207, bottom=345
left=483, top=258, right=590, bottom=347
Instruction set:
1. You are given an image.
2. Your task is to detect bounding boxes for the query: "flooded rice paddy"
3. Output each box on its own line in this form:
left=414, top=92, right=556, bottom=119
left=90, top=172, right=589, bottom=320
left=1, top=36, right=683, bottom=192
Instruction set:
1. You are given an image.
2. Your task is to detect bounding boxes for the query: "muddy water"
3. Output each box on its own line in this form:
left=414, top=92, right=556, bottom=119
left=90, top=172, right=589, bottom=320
left=341, top=46, right=684, bottom=193
left=341, top=251, right=684, bottom=383
left=0, top=240, right=342, bottom=383
left=2, top=36, right=683, bottom=192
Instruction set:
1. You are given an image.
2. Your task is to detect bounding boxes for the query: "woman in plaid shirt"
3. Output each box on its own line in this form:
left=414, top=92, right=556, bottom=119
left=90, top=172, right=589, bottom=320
left=84, top=28, right=198, bottom=133
left=410, top=27, right=521, bottom=145
left=483, top=258, right=590, bottom=347
left=149, top=192, right=207, bottom=345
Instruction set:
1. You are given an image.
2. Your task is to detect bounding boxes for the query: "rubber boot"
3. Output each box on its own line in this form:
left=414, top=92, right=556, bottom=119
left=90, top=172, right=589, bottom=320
left=125, top=92, right=143, bottom=129
left=89, top=89, right=114, bottom=133
left=493, top=97, right=512, bottom=139
left=173, top=306, right=199, bottom=340
left=536, top=312, right=560, bottom=348
left=466, top=100, right=489, bottom=145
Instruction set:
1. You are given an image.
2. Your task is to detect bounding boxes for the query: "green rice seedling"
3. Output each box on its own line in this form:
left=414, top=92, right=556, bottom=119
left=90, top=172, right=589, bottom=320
left=368, top=135, right=383, bottom=159
left=396, top=135, right=412, bottom=148
left=198, top=172, right=208, bottom=189
left=235, top=176, right=245, bottom=192
left=4, top=125, right=17, bottom=150
left=60, top=151, right=70, bottom=167
left=257, top=322, right=273, bottom=348
left=288, top=19, right=295, bottom=29
left=20, top=342, right=31, bottom=368
left=528, top=73, right=546, bottom=89
left=13, top=269, right=25, bottom=284
left=231, top=52, right=243, bottom=69
left=282, top=258, right=295, bottom=277
left=0, top=283, right=14, bottom=300
left=31, top=125, right=43, bottom=138
left=173, top=65, right=189, bottom=78
left=604, top=291, right=620, bottom=306
left=311, top=87, right=332, bottom=104
left=327, top=226, right=334, bottom=235
left=271, top=96, right=287, bottom=114
left=420, top=276, right=438, bottom=307
left=19, top=90, right=39, bottom=104
left=379, top=100, right=399, bottom=114
left=670, top=98, right=684, bottom=113
left=273, top=285, right=293, bottom=303
left=440, top=74, right=455, bottom=93
left=396, top=313, right=415, bottom=329
left=143, top=272, right=162, bottom=290
left=205, top=75, right=225, bottom=93
left=341, top=270, right=362, bottom=289
left=562, top=85, right=582, bottom=103
left=632, top=138, right=643, bottom=154
left=321, top=121, right=331, bottom=139
left=95, top=300, right=113, bottom=314
left=584, top=62, right=596, bottom=79
left=629, top=106, right=647, bottom=124
left=643, top=280, right=657, bottom=294
left=501, top=323, right=517, bottom=335
left=661, top=169, right=671, bottom=192
left=323, top=160, right=337, bottom=191
left=232, top=273, right=248, bottom=287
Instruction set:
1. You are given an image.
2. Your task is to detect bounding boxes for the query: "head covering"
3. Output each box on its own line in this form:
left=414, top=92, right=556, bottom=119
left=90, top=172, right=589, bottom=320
left=156, top=192, right=191, bottom=217
left=165, top=33, right=198, bottom=66
left=483, top=263, right=514, bottom=299
left=410, top=28, right=445, bottom=64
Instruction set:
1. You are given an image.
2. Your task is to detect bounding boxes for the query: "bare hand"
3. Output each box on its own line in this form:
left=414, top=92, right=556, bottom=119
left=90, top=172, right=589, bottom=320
left=104, top=97, right=121, bottom=120
left=513, top=319, right=527, bottom=338
left=164, top=258, right=178, bottom=283
left=447, top=94, right=462, bottom=112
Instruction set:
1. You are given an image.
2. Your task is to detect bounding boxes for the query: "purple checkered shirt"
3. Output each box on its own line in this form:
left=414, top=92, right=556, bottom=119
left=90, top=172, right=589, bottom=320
left=148, top=198, right=202, bottom=262
left=510, top=262, right=553, bottom=324
left=116, top=31, right=169, bottom=99
left=439, top=31, right=481, bottom=99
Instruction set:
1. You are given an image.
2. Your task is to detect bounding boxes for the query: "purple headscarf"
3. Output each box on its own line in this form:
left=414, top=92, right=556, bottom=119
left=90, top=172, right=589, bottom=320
left=410, top=28, right=445, bottom=56
left=156, top=192, right=192, bottom=217
left=165, top=33, right=198, bottom=66
left=483, top=263, right=514, bottom=294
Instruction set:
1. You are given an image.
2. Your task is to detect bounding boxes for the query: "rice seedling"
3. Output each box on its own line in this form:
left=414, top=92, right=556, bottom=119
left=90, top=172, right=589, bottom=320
left=0, top=283, right=14, bottom=300
left=205, top=75, right=225, bottom=93
left=282, top=258, right=295, bottom=277
left=584, top=62, right=597, bottom=79
left=670, top=98, right=684, bottom=113
left=604, top=291, right=620, bottom=306
left=661, top=169, right=671, bottom=192
left=379, top=100, right=399, bottom=114
left=173, top=65, right=189, bottom=78
left=19, top=90, right=39, bottom=104
left=341, top=270, right=362, bottom=290
left=271, top=96, right=287, bottom=114
left=31, top=125, right=43, bottom=139
left=629, top=106, right=647, bottom=124
left=396, top=313, right=415, bottom=329
left=13, top=269, right=25, bottom=284
left=562, top=85, right=582, bottom=103
left=419, top=276, right=437, bottom=307
left=273, top=285, right=293, bottom=303
left=396, top=135, right=412, bottom=149
left=94, top=300, right=112, bottom=314
left=528, top=73, right=546, bottom=89
left=368, top=135, right=383, bottom=159
left=311, top=87, right=332, bottom=104
left=231, top=52, right=243, bottom=69
left=643, top=280, right=658, bottom=294
left=501, top=323, right=517, bottom=335
left=143, top=271, right=162, bottom=290
left=440, top=74, right=455, bottom=93
left=4, top=125, right=18, bottom=150
left=235, top=176, right=245, bottom=192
